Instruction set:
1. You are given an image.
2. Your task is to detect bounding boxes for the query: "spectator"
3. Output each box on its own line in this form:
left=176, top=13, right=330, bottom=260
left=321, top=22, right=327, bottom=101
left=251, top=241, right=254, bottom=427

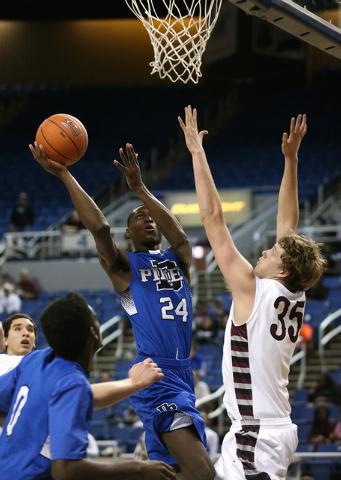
left=0, top=274, right=14, bottom=299
left=330, top=406, right=341, bottom=443
left=99, top=372, right=110, bottom=383
left=190, top=341, right=203, bottom=371
left=308, top=373, right=339, bottom=404
left=123, top=405, right=140, bottom=426
left=193, top=370, right=210, bottom=401
left=87, top=433, right=100, bottom=457
left=0, top=283, right=21, bottom=314
left=10, top=192, right=34, bottom=231
left=194, top=314, right=218, bottom=344
left=193, top=300, right=209, bottom=331
left=211, top=297, right=229, bottom=330
left=16, top=269, right=39, bottom=300
left=199, top=410, right=219, bottom=461
left=61, top=210, right=85, bottom=232
left=308, top=405, right=335, bottom=444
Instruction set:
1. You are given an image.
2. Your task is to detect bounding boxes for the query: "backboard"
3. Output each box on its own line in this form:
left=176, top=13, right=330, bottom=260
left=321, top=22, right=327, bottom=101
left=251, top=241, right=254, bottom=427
left=229, top=0, right=341, bottom=58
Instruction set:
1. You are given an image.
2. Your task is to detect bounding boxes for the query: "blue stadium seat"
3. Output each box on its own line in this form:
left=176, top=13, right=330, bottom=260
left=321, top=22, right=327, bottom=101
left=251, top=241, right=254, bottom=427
left=92, top=408, right=110, bottom=422
left=89, top=421, right=107, bottom=440
left=297, top=424, right=311, bottom=443
left=109, top=425, right=131, bottom=441
left=129, top=427, right=145, bottom=440
left=292, top=388, right=310, bottom=403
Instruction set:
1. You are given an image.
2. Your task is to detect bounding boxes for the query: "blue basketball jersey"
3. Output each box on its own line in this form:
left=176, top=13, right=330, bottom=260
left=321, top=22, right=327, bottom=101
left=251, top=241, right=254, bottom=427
left=116, top=248, right=193, bottom=359
left=0, top=348, right=93, bottom=480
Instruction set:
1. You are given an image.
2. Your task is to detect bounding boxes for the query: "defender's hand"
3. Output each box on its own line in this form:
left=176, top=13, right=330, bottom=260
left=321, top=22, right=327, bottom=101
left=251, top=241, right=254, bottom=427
left=114, top=143, right=144, bottom=192
left=29, top=142, right=68, bottom=179
left=140, top=461, right=176, bottom=480
left=282, top=114, right=307, bottom=161
left=129, top=358, right=164, bottom=389
left=178, top=105, right=208, bottom=155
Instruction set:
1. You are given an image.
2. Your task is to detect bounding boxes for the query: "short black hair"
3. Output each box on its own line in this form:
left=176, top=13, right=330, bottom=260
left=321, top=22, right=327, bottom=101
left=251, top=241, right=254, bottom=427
left=40, top=291, right=93, bottom=361
left=127, top=204, right=144, bottom=228
left=3, top=313, right=37, bottom=339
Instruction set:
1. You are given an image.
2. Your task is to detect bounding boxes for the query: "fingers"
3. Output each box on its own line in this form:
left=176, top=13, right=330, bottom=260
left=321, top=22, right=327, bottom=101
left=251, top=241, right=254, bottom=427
left=282, top=132, right=288, bottom=142
left=294, top=114, right=302, bottom=134
left=143, top=358, right=153, bottom=364
left=113, top=159, right=125, bottom=172
left=119, top=147, right=130, bottom=167
left=126, top=143, right=139, bottom=165
left=178, top=116, right=185, bottom=131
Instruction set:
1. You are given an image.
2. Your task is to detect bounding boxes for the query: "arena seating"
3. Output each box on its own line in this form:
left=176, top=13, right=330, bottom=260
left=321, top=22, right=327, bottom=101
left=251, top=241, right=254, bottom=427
left=0, top=84, right=209, bottom=237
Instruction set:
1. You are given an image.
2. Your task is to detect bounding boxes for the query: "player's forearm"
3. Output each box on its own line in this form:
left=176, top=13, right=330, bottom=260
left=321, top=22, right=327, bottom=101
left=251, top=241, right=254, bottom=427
left=59, top=171, right=109, bottom=235
left=277, top=158, right=299, bottom=239
left=134, top=184, right=190, bottom=251
left=192, top=149, right=225, bottom=226
left=91, top=378, right=142, bottom=410
left=52, top=458, right=145, bottom=480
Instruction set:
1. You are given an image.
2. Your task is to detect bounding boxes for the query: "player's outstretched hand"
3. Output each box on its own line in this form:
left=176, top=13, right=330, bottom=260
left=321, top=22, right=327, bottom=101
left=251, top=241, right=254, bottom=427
left=140, top=461, right=176, bottom=480
left=29, top=142, right=68, bottom=178
left=282, top=114, right=307, bottom=161
left=178, top=105, right=208, bottom=155
left=0, top=321, right=5, bottom=353
left=114, top=143, right=143, bottom=192
left=129, top=358, right=164, bottom=389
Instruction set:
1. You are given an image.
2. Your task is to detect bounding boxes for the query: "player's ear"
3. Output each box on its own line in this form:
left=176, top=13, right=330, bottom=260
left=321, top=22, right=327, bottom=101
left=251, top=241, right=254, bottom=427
left=278, top=270, right=290, bottom=279
left=4, top=337, right=8, bottom=347
left=89, top=326, right=99, bottom=342
left=126, top=227, right=131, bottom=239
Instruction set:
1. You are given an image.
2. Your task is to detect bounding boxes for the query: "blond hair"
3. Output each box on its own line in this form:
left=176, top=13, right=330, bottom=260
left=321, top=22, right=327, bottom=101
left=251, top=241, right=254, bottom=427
left=278, top=233, right=327, bottom=293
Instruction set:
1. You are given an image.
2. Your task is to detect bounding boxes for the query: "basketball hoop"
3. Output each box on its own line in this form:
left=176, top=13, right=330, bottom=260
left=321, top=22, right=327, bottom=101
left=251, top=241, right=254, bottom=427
left=125, top=1, right=223, bottom=84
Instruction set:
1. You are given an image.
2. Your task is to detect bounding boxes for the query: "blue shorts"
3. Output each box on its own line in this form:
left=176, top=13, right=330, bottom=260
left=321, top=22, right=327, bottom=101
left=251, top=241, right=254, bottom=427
left=128, top=355, right=207, bottom=464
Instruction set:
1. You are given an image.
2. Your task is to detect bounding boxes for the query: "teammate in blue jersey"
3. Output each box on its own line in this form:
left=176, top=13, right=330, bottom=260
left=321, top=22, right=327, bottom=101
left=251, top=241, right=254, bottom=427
left=0, top=291, right=176, bottom=480
left=30, top=141, right=215, bottom=480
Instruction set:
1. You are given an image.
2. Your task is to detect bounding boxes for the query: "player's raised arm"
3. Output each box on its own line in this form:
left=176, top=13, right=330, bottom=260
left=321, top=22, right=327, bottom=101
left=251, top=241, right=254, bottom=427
left=29, top=143, right=130, bottom=291
left=91, top=358, right=164, bottom=410
left=178, top=106, right=255, bottom=303
left=277, top=115, right=307, bottom=240
left=114, top=144, right=192, bottom=277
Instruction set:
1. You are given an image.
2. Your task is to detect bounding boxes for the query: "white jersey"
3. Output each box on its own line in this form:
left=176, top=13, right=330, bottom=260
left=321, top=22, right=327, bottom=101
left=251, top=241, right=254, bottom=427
left=0, top=354, right=23, bottom=376
left=223, top=276, right=305, bottom=423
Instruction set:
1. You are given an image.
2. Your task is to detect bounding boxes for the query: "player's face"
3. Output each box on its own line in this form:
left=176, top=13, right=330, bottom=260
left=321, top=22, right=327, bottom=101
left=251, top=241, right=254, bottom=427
left=127, top=206, right=162, bottom=250
left=254, top=243, right=287, bottom=280
left=5, top=317, right=36, bottom=356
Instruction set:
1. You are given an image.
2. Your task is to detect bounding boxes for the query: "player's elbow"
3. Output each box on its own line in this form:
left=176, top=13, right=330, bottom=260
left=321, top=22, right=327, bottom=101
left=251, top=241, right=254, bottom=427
left=201, top=207, right=224, bottom=226
left=93, top=222, right=111, bottom=240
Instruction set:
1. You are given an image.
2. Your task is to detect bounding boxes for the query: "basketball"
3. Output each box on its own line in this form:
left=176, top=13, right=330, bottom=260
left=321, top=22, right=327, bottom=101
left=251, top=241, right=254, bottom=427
left=36, top=114, right=88, bottom=166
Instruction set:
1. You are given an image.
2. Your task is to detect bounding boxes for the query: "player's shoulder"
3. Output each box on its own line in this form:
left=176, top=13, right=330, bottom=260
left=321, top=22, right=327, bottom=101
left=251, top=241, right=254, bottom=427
left=255, top=276, right=305, bottom=300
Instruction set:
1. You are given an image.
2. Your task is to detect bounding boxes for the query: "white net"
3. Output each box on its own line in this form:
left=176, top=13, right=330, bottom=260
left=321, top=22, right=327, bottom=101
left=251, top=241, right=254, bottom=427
left=126, top=0, right=223, bottom=84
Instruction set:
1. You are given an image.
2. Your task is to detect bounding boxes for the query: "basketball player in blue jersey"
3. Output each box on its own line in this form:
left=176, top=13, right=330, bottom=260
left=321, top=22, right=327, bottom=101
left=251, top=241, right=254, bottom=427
left=0, top=292, right=176, bottom=480
left=30, top=141, right=215, bottom=480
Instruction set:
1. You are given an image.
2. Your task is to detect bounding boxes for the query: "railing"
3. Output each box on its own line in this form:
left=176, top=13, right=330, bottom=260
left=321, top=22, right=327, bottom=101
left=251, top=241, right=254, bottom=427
left=263, top=224, right=341, bottom=250
left=1, top=228, right=129, bottom=262
left=93, top=315, right=125, bottom=378
left=319, top=308, right=341, bottom=371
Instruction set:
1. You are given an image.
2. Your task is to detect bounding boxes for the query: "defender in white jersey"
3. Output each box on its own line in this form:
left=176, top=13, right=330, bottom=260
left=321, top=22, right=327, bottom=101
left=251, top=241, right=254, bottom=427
left=179, top=109, right=326, bottom=480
